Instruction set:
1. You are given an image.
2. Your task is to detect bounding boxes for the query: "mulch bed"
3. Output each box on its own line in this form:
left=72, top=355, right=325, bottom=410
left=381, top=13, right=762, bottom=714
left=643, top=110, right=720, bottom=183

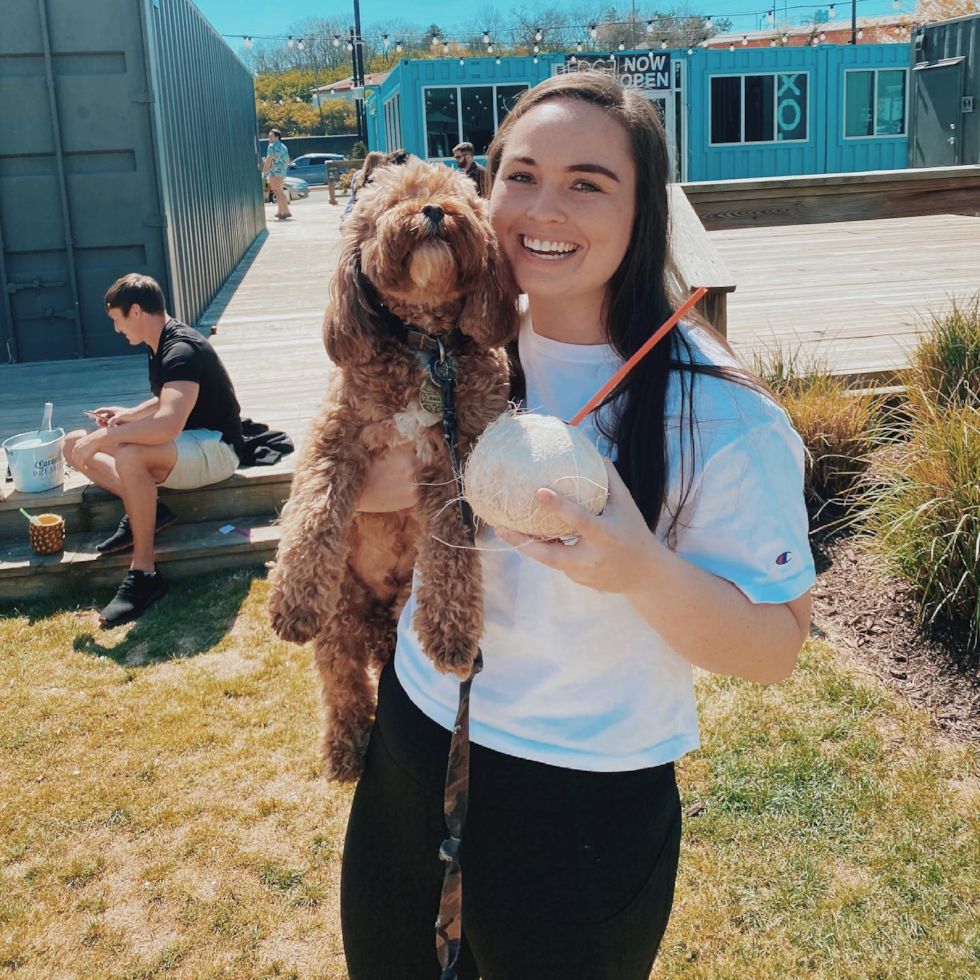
left=810, top=513, right=980, bottom=743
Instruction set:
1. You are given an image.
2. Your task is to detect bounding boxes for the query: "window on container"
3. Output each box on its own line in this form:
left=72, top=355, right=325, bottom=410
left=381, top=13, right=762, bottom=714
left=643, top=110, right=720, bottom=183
left=495, top=84, right=528, bottom=125
left=744, top=74, right=774, bottom=141
left=876, top=70, right=906, bottom=136
left=462, top=86, right=495, bottom=154
left=710, top=76, right=741, bottom=144
left=777, top=73, right=807, bottom=141
left=384, top=94, right=402, bottom=150
left=845, top=71, right=874, bottom=137
left=425, top=88, right=459, bottom=158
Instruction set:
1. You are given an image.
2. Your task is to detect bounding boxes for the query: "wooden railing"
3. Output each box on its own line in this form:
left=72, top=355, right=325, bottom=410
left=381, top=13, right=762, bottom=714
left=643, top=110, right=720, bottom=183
left=681, top=165, right=980, bottom=231
left=668, top=184, right=736, bottom=337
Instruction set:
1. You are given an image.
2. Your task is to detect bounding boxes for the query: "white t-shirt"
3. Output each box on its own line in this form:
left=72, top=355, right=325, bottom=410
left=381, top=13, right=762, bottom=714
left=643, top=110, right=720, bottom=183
left=395, top=303, right=816, bottom=772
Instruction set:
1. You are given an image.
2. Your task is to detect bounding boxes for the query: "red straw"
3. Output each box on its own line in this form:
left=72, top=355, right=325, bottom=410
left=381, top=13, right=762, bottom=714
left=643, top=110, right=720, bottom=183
left=568, top=286, right=709, bottom=427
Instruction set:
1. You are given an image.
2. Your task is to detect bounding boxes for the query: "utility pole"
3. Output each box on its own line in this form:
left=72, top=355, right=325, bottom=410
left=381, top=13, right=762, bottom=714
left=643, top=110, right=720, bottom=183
left=851, top=0, right=857, bottom=44
left=352, top=0, right=366, bottom=144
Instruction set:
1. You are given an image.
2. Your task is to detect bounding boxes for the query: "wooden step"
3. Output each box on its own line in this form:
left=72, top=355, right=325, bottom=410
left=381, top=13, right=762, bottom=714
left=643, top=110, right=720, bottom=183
left=0, top=515, right=281, bottom=601
left=0, top=461, right=294, bottom=540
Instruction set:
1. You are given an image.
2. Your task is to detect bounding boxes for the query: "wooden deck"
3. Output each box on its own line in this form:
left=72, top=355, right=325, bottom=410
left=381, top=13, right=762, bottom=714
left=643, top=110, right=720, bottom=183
left=714, top=212, right=980, bottom=381
left=2, top=190, right=979, bottom=478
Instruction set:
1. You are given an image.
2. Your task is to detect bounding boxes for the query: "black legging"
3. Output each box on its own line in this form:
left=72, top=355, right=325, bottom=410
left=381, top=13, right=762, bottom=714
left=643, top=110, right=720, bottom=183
left=341, top=659, right=682, bottom=980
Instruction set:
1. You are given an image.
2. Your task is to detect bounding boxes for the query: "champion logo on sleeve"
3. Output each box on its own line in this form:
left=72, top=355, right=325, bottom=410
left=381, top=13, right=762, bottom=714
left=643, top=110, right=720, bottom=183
left=775, top=552, right=792, bottom=566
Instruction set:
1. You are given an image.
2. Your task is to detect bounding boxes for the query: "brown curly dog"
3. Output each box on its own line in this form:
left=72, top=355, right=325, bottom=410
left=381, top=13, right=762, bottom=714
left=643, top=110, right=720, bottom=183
left=268, top=158, right=518, bottom=781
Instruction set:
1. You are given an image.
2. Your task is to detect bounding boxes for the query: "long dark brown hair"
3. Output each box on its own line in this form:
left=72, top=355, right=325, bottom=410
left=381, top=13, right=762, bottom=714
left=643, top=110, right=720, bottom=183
left=486, top=72, right=766, bottom=536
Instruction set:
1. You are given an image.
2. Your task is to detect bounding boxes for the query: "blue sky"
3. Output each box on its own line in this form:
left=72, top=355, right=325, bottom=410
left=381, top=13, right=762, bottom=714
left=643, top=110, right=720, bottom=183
left=195, top=0, right=906, bottom=44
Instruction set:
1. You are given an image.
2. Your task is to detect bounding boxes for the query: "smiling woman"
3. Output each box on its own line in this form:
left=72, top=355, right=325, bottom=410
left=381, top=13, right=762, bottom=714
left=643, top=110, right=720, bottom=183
left=341, top=72, right=815, bottom=980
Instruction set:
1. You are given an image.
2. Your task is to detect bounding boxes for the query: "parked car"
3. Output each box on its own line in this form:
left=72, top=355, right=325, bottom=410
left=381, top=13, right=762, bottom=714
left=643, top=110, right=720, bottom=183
left=263, top=174, right=310, bottom=202
left=287, top=153, right=345, bottom=186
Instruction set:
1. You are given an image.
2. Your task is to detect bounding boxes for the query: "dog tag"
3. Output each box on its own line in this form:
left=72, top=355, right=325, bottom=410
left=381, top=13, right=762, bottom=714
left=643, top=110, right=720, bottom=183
left=419, top=378, right=445, bottom=414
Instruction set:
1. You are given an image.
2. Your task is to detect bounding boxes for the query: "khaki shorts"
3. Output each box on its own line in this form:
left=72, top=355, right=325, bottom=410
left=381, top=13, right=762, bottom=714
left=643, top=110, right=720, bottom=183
left=159, top=429, right=239, bottom=490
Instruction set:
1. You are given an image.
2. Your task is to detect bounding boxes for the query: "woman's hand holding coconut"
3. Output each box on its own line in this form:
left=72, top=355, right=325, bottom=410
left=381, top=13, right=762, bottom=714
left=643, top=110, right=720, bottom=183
left=494, top=456, right=661, bottom=595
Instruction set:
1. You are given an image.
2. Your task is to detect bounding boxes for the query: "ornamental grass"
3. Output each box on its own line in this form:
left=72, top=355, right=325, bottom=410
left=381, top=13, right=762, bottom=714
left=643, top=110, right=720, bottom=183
left=752, top=345, right=883, bottom=508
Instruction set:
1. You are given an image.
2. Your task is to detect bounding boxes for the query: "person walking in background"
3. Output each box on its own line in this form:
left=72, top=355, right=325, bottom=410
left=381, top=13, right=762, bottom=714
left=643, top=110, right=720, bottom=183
left=262, top=129, right=292, bottom=220
left=453, top=142, right=488, bottom=197
left=342, top=151, right=386, bottom=224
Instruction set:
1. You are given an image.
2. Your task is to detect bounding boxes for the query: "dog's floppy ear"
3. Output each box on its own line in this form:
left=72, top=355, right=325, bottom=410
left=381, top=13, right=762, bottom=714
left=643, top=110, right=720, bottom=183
left=456, top=236, right=519, bottom=349
left=323, top=243, right=382, bottom=367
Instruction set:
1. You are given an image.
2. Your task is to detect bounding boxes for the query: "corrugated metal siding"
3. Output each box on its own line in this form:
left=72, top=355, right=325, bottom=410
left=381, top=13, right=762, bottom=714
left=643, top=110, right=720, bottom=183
left=0, top=0, right=263, bottom=364
left=912, top=15, right=979, bottom=165
left=828, top=43, right=910, bottom=174
left=0, top=0, right=169, bottom=361
left=145, top=0, right=265, bottom=335
left=687, top=44, right=908, bottom=180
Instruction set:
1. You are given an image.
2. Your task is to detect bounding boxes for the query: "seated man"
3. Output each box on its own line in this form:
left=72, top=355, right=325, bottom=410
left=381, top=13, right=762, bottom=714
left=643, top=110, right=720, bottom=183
left=64, top=274, right=244, bottom=626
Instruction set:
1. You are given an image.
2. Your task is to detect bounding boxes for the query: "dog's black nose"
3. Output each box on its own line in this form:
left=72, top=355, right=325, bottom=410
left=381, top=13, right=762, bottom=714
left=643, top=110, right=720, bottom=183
left=422, top=204, right=444, bottom=224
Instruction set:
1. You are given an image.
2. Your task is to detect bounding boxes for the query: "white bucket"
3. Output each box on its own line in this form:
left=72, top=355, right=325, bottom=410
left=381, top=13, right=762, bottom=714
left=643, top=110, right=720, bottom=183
left=2, top=428, right=66, bottom=493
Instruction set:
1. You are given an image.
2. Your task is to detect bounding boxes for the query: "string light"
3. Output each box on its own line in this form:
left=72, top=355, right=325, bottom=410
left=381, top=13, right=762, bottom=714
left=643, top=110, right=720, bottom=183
left=729, top=42, right=735, bottom=50
left=496, top=56, right=501, bottom=64
left=770, top=38, right=776, bottom=46
left=533, top=43, right=540, bottom=53
left=857, top=28, right=864, bottom=38
left=532, top=55, right=538, bottom=63
left=570, top=55, right=577, bottom=63
left=892, top=0, right=899, bottom=8
left=459, top=57, right=464, bottom=65
left=687, top=46, right=694, bottom=55
left=230, top=9, right=871, bottom=56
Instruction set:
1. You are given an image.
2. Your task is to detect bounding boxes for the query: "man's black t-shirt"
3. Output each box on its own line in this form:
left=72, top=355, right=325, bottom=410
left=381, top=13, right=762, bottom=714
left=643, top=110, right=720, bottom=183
left=148, top=318, right=243, bottom=457
left=463, top=160, right=488, bottom=198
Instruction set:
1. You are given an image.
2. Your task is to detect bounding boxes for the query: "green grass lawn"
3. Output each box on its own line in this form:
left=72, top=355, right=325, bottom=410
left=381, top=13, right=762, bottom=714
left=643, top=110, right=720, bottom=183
left=2, top=570, right=978, bottom=979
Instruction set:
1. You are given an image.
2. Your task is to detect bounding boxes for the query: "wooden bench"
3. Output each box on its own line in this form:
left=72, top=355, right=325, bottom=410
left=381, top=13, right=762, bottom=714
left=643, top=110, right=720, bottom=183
left=681, top=165, right=980, bottom=231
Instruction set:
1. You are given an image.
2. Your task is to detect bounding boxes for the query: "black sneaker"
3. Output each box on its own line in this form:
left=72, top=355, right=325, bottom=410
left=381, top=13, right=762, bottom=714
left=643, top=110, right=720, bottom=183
left=96, top=502, right=177, bottom=555
left=99, top=570, right=169, bottom=626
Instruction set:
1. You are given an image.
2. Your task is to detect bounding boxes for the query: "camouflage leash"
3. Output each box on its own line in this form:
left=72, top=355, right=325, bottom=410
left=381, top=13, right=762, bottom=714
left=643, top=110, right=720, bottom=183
left=424, top=337, right=483, bottom=980
left=435, top=648, right=483, bottom=980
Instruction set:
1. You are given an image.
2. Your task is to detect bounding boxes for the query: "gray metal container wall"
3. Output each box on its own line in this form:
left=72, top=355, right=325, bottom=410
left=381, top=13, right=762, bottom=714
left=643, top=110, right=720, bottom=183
left=910, top=14, right=980, bottom=167
left=0, top=0, right=265, bottom=364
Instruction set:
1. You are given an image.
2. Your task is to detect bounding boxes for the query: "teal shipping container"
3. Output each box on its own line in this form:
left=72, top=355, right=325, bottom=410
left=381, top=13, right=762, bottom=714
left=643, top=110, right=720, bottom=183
left=365, top=44, right=911, bottom=184
left=0, top=0, right=265, bottom=363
